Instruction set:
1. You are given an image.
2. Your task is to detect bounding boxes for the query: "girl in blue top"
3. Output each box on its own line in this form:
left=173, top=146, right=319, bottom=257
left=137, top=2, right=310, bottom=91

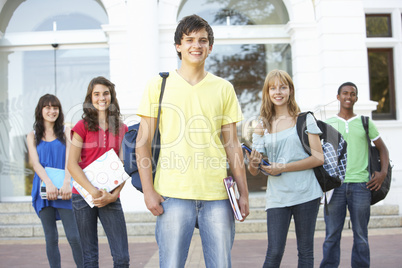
left=27, top=94, right=83, bottom=268
left=246, top=70, right=324, bottom=268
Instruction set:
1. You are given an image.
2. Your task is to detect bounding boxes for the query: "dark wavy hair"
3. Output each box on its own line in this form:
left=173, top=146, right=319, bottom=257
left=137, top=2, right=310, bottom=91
left=33, top=94, right=65, bottom=145
left=174, top=14, right=214, bottom=60
left=82, top=76, right=122, bottom=135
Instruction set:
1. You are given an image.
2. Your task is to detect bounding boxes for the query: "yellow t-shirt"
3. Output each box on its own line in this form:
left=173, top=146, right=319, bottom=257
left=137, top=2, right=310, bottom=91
left=137, top=70, right=244, bottom=200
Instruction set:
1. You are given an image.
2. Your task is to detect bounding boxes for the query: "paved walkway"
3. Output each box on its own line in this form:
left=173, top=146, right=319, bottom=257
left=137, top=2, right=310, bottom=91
left=1, top=228, right=401, bottom=267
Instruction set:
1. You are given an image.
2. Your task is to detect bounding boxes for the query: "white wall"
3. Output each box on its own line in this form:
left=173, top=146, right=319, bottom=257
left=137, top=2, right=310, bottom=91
left=70, top=0, right=396, bottom=213
left=3, top=0, right=399, bottom=211
left=104, top=0, right=402, bottom=212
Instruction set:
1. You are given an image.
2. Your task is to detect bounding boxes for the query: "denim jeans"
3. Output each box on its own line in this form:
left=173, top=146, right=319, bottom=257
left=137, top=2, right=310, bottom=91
left=321, top=183, right=371, bottom=268
left=72, top=194, right=129, bottom=268
left=263, top=198, right=321, bottom=268
left=39, top=206, right=83, bottom=268
left=156, top=197, right=235, bottom=268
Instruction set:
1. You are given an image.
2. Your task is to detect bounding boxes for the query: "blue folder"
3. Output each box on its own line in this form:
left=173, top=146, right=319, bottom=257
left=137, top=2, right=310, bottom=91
left=40, top=167, right=65, bottom=199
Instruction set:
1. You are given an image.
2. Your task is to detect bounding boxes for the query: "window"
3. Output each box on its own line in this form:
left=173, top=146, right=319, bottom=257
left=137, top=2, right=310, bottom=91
left=3, top=0, right=107, bottom=33
left=367, top=49, right=396, bottom=120
left=0, top=0, right=109, bottom=200
left=366, top=14, right=392, bottom=37
left=206, top=43, right=292, bottom=121
left=177, top=0, right=291, bottom=191
left=178, top=0, right=289, bottom=25
left=365, top=13, right=398, bottom=120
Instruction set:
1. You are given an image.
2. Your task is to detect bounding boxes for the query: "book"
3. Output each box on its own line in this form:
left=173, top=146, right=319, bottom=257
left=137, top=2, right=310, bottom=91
left=241, top=143, right=281, bottom=176
left=72, top=149, right=130, bottom=208
left=223, top=176, right=243, bottom=221
left=40, top=167, right=65, bottom=199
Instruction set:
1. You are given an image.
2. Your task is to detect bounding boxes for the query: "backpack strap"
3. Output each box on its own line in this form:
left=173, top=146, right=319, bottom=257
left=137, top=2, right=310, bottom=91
left=296, top=111, right=315, bottom=155
left=151, top=72, right=169, bottom=155
left=361, top=115, right=372, bottom=176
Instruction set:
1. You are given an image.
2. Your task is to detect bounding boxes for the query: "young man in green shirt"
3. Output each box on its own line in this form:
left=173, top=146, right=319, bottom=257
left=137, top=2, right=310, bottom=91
left=320, top=82, right=389, bottom=268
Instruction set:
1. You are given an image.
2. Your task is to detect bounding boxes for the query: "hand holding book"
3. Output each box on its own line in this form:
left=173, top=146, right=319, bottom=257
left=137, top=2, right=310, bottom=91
left=223, top=176, right=243, bottom=221
left=241, top=143, right=281, bottom=176
left=41, top=167, right=66, bottom=200
left=73, top=149, right=129, bottom=208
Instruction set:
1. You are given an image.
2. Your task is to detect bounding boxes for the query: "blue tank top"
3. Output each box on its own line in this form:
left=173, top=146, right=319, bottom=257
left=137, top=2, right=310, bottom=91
left=31, top=138, right=72, bottom=219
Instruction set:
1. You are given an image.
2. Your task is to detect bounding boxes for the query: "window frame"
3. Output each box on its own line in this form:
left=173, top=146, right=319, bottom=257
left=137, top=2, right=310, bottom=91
left=367, top=48, right=396, bottom=120
left=0, top=0, right=110, bottom=201
left=365, top=9, right=401, bottom=121
left=366, top=13, right=392, bottom=38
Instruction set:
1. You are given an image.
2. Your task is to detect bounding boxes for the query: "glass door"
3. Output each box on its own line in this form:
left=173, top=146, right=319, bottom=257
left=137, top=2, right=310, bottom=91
left=0, top=47, right=109, bottom=200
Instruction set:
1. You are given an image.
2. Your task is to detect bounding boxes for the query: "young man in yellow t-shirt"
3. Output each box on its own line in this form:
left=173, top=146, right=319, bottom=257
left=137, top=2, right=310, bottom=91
left=136, top=14, right=249, bottom=267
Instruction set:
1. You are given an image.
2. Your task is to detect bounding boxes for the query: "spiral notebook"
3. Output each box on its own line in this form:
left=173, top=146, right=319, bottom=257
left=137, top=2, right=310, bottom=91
left=73, top=149, right=130, bottom=207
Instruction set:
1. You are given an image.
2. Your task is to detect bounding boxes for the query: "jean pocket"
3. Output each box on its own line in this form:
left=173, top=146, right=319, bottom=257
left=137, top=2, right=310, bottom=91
left=104, top=198, right=122, bottom=211
left=72, top=194, right=88, bottom=210
left=357, top=182, right=370, bottom=191
left=161, top=196, right=170, bottom=203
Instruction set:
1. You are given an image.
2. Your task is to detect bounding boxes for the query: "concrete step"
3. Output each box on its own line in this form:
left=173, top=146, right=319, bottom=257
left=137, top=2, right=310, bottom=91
left=1, top=200, right=401, bottom=238
left=1, top=205, right=398, bottom=225
left=234, top=214, right=402, bottom=234
left=2, top=214, right=401, bottom=238
left=0, top=202, right=34, bottom=213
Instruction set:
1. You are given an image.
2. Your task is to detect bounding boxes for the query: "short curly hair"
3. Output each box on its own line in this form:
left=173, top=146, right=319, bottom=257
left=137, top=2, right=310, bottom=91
left=337, top=82, right=358, bottom=96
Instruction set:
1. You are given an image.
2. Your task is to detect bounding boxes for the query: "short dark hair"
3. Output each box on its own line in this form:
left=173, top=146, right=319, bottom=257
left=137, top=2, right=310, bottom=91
left=337, top=82, right=358, bottom=95
left=174, top=14, right=214, bottom=60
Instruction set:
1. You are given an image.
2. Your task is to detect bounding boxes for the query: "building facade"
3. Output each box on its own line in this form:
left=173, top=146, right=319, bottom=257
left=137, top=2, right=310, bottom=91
left=0, top=0, right=401, bottom=212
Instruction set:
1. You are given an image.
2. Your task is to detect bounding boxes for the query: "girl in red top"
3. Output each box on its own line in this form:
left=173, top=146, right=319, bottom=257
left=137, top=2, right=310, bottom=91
left=68, top=76, right=129, bottom=267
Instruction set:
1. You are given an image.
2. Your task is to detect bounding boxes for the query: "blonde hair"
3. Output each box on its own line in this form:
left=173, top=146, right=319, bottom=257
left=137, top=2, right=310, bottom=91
left=259, top=69, right=300, bottom=130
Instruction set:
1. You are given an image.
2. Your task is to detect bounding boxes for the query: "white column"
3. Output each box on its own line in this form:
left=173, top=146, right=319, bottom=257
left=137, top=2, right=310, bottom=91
left=285, top=0, right=321, bottom=112
left=125, top=0, right=159, bottom=115
left=101, top=0, right=130, bottom=115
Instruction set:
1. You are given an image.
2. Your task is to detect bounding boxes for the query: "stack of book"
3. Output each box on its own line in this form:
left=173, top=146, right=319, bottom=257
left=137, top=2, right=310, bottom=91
left=223, top=176, right=243, bottom=221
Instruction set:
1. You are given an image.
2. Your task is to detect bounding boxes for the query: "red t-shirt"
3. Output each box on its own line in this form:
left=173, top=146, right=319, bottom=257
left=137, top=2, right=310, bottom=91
left=71, top=120, right=128, bottom=194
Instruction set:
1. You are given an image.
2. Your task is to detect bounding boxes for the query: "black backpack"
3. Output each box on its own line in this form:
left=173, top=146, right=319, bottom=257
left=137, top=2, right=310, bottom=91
left=296, top=112, right=347, bottom=193
left=122, top=72, right=169, bottom=192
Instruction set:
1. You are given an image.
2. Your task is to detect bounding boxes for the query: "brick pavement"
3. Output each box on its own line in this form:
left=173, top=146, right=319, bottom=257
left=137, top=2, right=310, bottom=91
left=1, top=229, right=401, bottom=267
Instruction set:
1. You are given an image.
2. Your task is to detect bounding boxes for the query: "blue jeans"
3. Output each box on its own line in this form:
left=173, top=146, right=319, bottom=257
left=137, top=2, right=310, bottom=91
left=72, top=194, right=129, bottom=268
left=39, top=206, right=83, bottom=268
left=263, top=198, right=321, bottom=268
left=321, top=183, right=371, bottom=268
left=156, top=197, right=235, bottom=268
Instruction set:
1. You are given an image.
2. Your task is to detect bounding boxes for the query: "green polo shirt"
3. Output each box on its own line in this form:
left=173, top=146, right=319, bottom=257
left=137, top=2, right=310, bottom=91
left=325, top=115, right=379, bottom=183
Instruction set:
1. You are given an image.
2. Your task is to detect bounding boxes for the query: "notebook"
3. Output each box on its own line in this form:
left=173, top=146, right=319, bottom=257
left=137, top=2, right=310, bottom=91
left=73, top=149, right=130, bottom=207
left=223, top=176, right=243, bottom=221
left=40, top=167, right=65, bottom=199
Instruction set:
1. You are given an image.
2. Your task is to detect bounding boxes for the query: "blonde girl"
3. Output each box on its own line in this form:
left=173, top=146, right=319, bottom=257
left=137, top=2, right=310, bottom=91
left=247, top=70, right=324, bottom=268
